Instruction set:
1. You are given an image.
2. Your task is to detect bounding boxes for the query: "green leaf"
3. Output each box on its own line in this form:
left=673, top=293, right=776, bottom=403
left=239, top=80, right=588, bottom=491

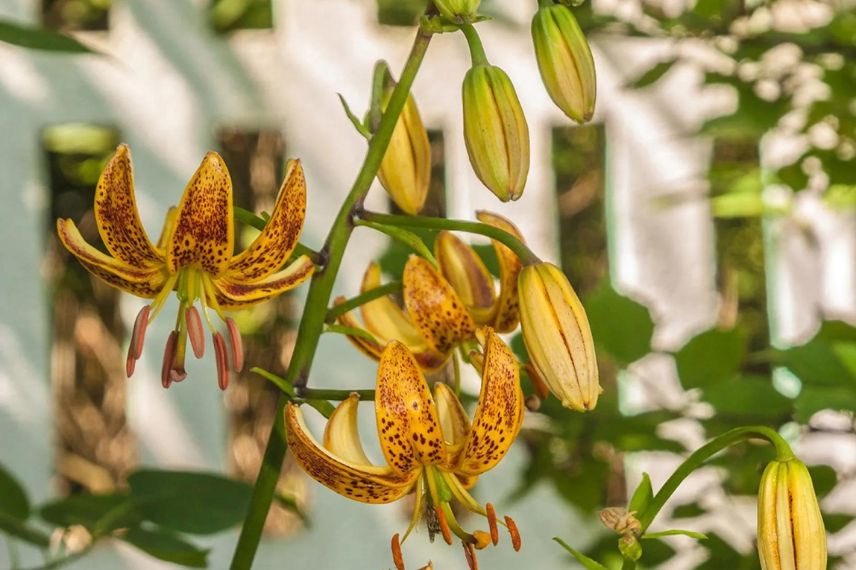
left=807, top=465, right=837, bottom=499
left=674, top=328, right=745, bottom=389
left=672, top=503, right=705, bottom=518
left=644, top=529, right=707, bottom=540
left=0, top=465, right=30, bottom=520
left=121, top=526, right=209, bottom=568
left=337, top=93, right=371, bottom=139
left=627, top=59, right=678, bottom=89
left=702, top=375, right=792, bottom=419
left=777, top=321, right=856, bottom=388
left=628, top=473, right=653, bottom=514
left=823, top=513, right=853, bottom=533
left=795, top=386, right=856, bottom=422
left=128, top=470, right=252, bottom=535
left=40, top=493, right=136, bottom=534
left=584, top=286, right=655, bottom=365
left=0, top=20, right=95, bottom=53
left=357, top=220, right=436, bottom=265
left=553, top=537, right=608, bottom=570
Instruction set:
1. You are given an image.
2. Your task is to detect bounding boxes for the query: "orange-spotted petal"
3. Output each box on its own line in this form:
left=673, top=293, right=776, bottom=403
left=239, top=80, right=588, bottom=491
left=434, top=231, right=496, bottom=324
left=359, top=263, right=428, bottom=349
left=458, top=328, right=523, bottom=475
left=403, top=255, right=476, bottom=354
left=57, top=219, right=168, bottom=298
left=211, top=255, right=314, bottom=309
left=94, top=144, right=163, bottom=269
left=476, top=211, right=524, bottom=333
left=166, top=152, right=234, bottom=275
left=323, top=393, right=374, bottom=466
left=375, top=342, right=446, bottom=474
left=226, top=159, right=307, bottom=281
left=285, top=403, right=418, bottom=504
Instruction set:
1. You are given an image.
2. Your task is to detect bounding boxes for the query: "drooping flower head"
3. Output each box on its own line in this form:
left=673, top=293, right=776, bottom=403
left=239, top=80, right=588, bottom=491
left=285, top=328, right=524, bottom=569
left=56, top=145, right=314, bottom=389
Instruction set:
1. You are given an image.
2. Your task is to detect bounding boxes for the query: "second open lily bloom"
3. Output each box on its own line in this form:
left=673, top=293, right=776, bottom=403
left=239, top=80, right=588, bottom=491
left=285, top=328, right=524, bottom=569
left=56, top=145, right=314, bottom=389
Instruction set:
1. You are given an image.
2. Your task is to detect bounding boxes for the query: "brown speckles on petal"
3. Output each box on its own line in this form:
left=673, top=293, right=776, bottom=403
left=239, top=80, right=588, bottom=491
left=167, top=152, right=234, bottom=275
left=476, top=211, right=524, bottom=333
left=213, top=255, right=314, bottom=309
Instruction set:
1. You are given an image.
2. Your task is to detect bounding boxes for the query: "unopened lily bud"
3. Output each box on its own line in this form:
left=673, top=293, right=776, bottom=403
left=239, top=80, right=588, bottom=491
left=757, top=458, right=827, bottom=570
left=378, top=90, right=431, bottom=215
left=518, top=262, right=600, bottom=411
left=434, top=0, right=481, bottom=21
left=532, top=3, right=596, bottom=123
left=462, top=64, right=530, bottom=202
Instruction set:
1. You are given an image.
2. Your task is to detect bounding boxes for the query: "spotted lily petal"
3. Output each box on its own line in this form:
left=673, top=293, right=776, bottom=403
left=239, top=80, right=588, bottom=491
left=458, top=328, right=523, bottom=476
left=476, top=211, right=524, bottom=333
left=376, top=342, right=447, bottom=474
left=403, top=256, right=476, bottom=354
left=227, top=159, right=307, bottom=281
left=323, top=393, right=374, bottom=466
left=166, top=152, right=234, bottom=275
left=435, top=382, right=471, bottom=470
left=211, top=255, right=315, bottom=309
left=94, top=144, right=163, bottom=269
left=360, top=263, right=431, bottom=350
left=434, top=231, right=496, bottom=324
left=285, top=403, right=418, bottom=504
left=56, top=219, right=168, bottom=298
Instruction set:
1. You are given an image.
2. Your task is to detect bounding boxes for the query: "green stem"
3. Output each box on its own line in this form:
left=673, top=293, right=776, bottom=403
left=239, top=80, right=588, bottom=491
left=460, top=23, right=489, bottom=66
left=325, top=281, right=402, bottom=323
left=0, top=512, right=50, bottom=549
left=537, top=0, right=554, bottom=8
left=296, top=388, right=376, bottom=401
left=229, top=25, right=434, bottom=570
left=359, top=210, right=541, bottom=265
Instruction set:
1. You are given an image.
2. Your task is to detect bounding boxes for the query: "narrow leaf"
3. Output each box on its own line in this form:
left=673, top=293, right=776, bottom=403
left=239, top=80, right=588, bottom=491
left=0, top=464, right=30, bottom=520
left=644, top=529, right=708, bottom=540
left=0, top=20, right=95, bottom=53
left=121, top=526, right=209, bottom=568
left=553, top=537, right=608, bottom=570
left=628, top=472, right=653, bottom=514
left=337, top=93, right=371, bottom=139
left=627, top=60, right=678, bottom=89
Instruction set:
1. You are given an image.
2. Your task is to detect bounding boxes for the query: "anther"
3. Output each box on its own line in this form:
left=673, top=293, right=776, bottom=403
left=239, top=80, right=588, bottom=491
left=225, top=317, right=244, bottom=372
left=185, top=306, right=205, bottom=358
left=126, top=305, right=151, bottom=377
left=161, top=331, right=177, bottom=389
left=391, top=533, right=405, bottom=570
left=485, top=503, right=499, bottom=545
left=434, top=506, right=453, bottom=545
left=525, top=394, right=542, bottom=412
left=504, top=516, right=521, bottom=551
left=463, top=542, right=479, bottom=570
left=213, top=332, right=230, bottom=390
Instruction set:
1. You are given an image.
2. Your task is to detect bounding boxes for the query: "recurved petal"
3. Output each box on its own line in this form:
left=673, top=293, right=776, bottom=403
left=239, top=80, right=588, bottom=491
left=166, top=152, right=234, bottom=275
left=435, top=383, right=471, bottom=467
left=285, top=403, right=417, bottom=504
left=434, top=231, right=495, bottom=324
left=57, top=219, right=168, bottom=298
left=94, top=144, right=163, bottom=269
left=211, top=255, right=314, bottom=309
left=458, top=328, right=523, bottom=476
left=227, top=159, right=307, bottom=281
left=403, top=256, right=476, bottom=354
left=376, top=342, right=447, bottom=474
left=476, top=211, right=524, bottom=333
left=359, top=263, right=426, bottom=349
left=323, top=394, right=374, bottom=466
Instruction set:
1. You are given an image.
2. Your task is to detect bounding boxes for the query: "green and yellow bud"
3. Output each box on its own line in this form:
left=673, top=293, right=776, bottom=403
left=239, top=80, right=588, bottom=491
left=462, top=64, right=530, bottom=202
left=532, top=3, right=596, bottom=124
left=757, top=458, right=827, bottom=570
left=434, top=0, right=481, bottom=21
left=378, top=91, right=431, bottom=215
left=518, top=262, right=599, bottom=411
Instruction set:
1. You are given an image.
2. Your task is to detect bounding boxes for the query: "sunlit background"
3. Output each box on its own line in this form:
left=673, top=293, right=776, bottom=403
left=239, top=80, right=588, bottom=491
left=0, top=0, right=854, bottom=568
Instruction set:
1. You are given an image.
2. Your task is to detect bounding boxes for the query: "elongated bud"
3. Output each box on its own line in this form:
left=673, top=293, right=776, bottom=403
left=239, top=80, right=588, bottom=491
left=532, top=3, right=596, bottom=123
left=378, top=90, right=431, bottom=215
left=518, top=262, right=600, bottom=411
left=462, top=64, right=530, bottom=202
left=434, top=0, right=481, bottom=21
left=757, top=458, right=827, bottom=570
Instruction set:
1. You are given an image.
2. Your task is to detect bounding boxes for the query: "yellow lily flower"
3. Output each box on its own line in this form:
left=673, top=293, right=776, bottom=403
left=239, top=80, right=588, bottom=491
left=285, top=328, right=524, bottom=569
left=56, top=144, right=314, bottom=389
left=434, top=211, right=524, bottom=333
left=335, top=255, right=475, bottom=371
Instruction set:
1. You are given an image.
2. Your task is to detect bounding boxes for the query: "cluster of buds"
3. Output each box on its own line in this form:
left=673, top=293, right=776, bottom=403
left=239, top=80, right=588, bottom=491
left=434, top=0, right=481, bottom=22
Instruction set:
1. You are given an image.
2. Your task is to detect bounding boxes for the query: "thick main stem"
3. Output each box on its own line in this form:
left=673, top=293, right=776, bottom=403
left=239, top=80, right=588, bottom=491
left=229, top=27, right=434, bottom=570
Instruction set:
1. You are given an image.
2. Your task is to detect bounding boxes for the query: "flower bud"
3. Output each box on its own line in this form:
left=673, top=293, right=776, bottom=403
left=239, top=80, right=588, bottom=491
left=434, top=0, right=481, bottom=21
left=757, top=458, right=827, bottom=570
left=378, top=91, right=431, bottom=215
left=532, top=3, right=596, bottom=123
left=462, top=64, right=530, bottom=202
left=518, top=262, right=600, bottom=411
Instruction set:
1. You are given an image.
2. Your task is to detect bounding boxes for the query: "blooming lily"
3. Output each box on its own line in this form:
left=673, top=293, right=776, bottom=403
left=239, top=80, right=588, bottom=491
left=285, top=328, right=524, bottom=569
left=434, top=211, right=524, bottom=333
left=335, top=255, right=475, bottom=371
left=56, top=145, right=314, bottom=389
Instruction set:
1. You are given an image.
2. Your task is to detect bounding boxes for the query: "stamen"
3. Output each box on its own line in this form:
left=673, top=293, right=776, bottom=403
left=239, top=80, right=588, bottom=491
left=442, top=472, right=485, bottom=516
left=434, top=506, right=453, bottom=545
left=126, top=305, right=151, bottom=377
left=185, top=306, right=205, bottom=358
left=161, top=331, right=177, bottom=389
left=485, top=503, right=499, bottom=546
left=213, top=332, right=230, bottom=390
left=504, top=516, right=521, bottom=551
left=391, top=533, right=405, bottom=570
left=171, top=326, right=188, bottom=382
left=225, top=317, right=244, bottom=372
left=462, top=542, right=479, bottom=570
left=402, top=477, right=425, bottom=543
